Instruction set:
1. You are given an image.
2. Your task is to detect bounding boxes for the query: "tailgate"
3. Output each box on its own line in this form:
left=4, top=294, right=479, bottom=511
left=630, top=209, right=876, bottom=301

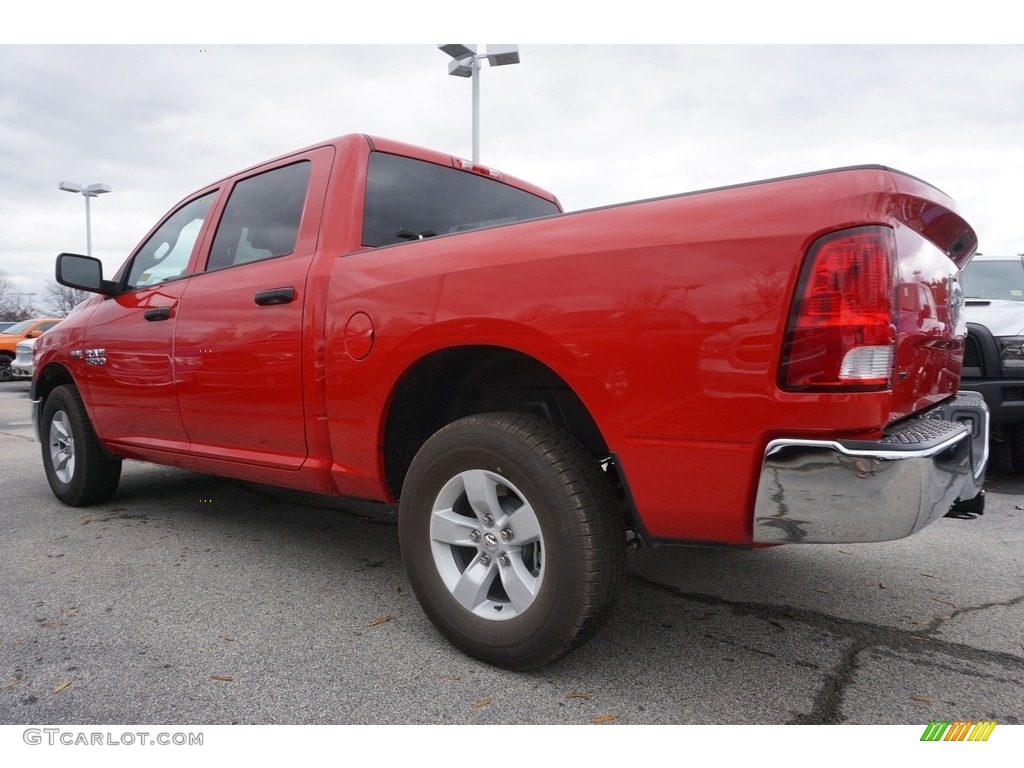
left=887, top=171, right=978, bottom=422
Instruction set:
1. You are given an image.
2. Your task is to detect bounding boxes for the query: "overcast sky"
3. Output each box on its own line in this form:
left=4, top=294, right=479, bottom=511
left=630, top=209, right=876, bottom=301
left=3, top=13, right=1023, bottom=311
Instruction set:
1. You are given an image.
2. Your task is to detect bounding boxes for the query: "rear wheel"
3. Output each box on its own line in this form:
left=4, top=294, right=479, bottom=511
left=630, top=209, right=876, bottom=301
left=41, top=384, right=121, bottom=506
left=399, top=412, right=625, bottom=670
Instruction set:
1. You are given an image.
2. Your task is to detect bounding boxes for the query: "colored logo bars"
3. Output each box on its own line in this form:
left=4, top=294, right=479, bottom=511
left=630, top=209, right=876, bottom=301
left=921, top=721, right=997, bottom=742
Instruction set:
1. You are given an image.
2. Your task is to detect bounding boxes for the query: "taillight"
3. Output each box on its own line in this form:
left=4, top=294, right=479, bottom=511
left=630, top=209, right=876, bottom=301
left=781, top=226, right=897, bottom=390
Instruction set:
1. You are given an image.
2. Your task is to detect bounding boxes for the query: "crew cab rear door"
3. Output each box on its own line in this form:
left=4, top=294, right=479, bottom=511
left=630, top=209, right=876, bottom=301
left=171, top=147, right=333, bottom=469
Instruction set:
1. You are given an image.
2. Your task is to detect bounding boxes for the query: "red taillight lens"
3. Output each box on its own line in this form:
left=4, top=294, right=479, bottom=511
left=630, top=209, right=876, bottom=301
left=781, top=226, right=897, bottom=390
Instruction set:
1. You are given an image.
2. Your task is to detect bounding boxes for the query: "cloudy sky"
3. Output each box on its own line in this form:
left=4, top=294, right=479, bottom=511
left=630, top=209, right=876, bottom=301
left=3, top=9, right=1023, bottom=312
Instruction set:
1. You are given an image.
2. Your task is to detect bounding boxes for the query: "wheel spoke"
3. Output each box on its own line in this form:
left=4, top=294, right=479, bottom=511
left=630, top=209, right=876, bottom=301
left=461, top=469, right=502, bottom=521
left=53, top=451, right=70, bottom=472
left=500, top=557, right=541, bottom=613
left=505, top=500, right=542, bottom=543
left=430, top=507, right=478, bottom=546
left=51, top=414, right=70, bottom=442
left=451, top=556, right=498, bottom=611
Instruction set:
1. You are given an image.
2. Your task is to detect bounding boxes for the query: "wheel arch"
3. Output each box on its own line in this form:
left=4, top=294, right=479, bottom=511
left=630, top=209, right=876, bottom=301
left=31, top=362, right=77, bottom=435
left=382, top=345, right=610, bottom=501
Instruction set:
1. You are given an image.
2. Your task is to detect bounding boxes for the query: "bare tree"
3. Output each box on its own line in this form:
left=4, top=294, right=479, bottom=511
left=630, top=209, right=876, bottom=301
left=44, top=280, right=91, bottom=316
left=0, top=272, right=32, bottom=321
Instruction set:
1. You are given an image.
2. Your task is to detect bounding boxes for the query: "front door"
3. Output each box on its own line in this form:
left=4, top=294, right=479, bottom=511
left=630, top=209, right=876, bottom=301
left=81, top=193, right=218, bottom=451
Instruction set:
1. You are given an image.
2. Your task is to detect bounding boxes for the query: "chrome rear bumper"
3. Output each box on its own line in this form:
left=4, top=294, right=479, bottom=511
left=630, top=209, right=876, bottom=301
left=753, top=392, right=988, bottom=544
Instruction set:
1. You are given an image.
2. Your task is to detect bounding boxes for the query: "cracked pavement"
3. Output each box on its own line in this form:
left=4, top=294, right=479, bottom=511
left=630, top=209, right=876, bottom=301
left=1, top=381, right=1021, bottom=725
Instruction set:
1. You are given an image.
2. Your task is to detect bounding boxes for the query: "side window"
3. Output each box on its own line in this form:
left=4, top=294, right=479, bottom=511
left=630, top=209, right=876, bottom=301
left=206, top=161, right=311, bottom=272
left=126, top=194, right=217, bottom=289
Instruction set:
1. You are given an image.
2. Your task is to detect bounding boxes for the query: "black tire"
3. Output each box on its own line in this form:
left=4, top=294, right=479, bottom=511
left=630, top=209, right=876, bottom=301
left=1011, top=425, right=1024, bottom=475
left=40, top=384, right=122, bottom=506
left=946, top=490, right=984, bottom=518
left=399, top=412, right=626, bottom=670
left=0, top=353, right=12, bottom=382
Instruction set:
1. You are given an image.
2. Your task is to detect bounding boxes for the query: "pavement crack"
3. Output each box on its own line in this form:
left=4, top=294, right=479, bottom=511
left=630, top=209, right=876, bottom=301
left=628, top=573, right=1024, bottom=670
left=0, top=430, right=34, bottom=442
left=630, top=574, right=1024, bottom=723
left=921, top=593, right=1024, bottom=634
left=789, top=638, right=869, bottom=724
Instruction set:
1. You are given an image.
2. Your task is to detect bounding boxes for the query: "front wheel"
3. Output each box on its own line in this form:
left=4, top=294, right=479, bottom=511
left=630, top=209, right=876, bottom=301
left=41, top=384, right=122, bottom=506
left=0, top=354, right=13, bottom=382
left=399, top=412, right=625, bottom=670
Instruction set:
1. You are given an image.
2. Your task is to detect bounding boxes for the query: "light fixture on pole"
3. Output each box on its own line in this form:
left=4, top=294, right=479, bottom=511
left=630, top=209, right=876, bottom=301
left=438, top=44, right=520, bottom=164
left=59, top=181, right=111, bottom=257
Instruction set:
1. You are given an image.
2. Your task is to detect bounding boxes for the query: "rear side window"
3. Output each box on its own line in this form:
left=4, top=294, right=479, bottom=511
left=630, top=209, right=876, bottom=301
left=207, top=161, right=311, bottom=271
left=362, top=152, right=559, bottom=247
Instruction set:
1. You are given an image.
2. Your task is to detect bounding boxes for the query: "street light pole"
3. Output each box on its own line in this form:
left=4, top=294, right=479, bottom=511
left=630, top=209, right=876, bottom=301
left=59, top=181, right=111, bottom=257
left=471, top=56, right=481, bottom=163
left=439, top=44, right=521, bottom=164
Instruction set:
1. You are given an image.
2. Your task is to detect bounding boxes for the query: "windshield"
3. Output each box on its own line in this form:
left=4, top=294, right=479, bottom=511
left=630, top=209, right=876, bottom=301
left=1, top=319, right=34, bottom=335
left=961, top=259, right=1024, bottom=300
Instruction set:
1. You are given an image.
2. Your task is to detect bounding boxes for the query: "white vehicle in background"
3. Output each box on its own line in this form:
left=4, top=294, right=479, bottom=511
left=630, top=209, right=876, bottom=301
left=959, top=254, right=1024, bottom=472
left=12, top=337, right=37, bottom=380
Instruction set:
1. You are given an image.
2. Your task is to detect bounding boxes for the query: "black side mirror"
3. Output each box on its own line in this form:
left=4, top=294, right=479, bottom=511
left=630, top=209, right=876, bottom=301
left=56, top=253, right=117, bottom=296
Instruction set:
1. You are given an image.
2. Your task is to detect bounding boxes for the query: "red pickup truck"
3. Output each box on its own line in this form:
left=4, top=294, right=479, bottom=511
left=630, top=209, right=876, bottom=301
left=34, top=134, right=987, bottom=669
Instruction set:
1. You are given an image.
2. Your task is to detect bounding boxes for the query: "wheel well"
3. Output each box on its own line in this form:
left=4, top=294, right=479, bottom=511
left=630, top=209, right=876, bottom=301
left=383, top=346, right=608, bottom=499
left=35, top=363, right=75, bottom=405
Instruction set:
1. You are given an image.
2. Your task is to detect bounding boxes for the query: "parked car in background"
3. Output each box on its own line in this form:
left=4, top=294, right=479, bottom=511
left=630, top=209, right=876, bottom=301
left=960, top=254, right=1024, bottom=471
left=12, top=337, right=36, bottom=380
left=0, top=317, right=63, bottom=382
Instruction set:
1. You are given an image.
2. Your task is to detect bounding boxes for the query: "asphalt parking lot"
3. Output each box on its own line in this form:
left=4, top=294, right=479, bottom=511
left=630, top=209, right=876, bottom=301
left=1, top=380, right=1022, bottom=726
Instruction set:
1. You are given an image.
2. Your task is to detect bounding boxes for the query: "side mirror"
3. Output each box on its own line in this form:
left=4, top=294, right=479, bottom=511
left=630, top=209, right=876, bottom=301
left=56, top=253, right=117, bottom=296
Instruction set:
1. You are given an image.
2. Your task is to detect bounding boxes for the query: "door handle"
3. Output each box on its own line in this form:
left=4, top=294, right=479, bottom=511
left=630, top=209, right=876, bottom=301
left=254, top=287, right=296, bottom=306
left=144, top=307, right=172, bottom=321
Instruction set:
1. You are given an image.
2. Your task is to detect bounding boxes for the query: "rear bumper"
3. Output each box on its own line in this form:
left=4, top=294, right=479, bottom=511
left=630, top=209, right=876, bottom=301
left=753, top=392, right=988, bottom=544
